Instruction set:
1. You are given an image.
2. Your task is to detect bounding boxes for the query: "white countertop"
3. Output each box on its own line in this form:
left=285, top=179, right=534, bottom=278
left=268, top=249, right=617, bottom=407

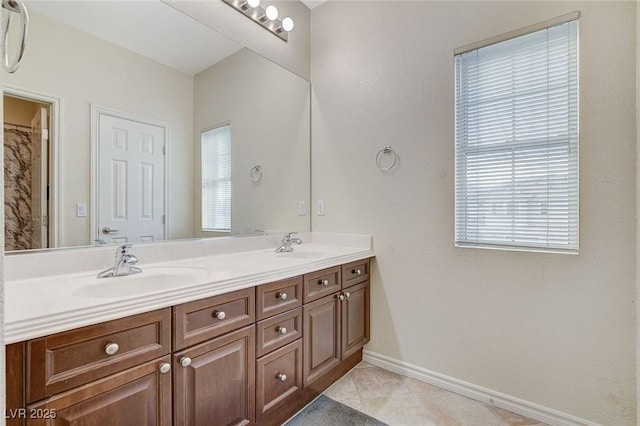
left=4, top=232, right=373, bottom=344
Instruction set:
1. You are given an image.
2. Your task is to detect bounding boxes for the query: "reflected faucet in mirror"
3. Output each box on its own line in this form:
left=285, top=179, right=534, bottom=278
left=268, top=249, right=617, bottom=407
left=97, top=244, right=142, bottom=278
left=275, top=232, right=302, bottom=253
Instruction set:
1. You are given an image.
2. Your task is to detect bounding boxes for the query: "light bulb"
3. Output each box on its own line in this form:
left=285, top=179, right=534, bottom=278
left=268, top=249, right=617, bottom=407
left=247, top=0, right=260, bottom=7
left=265, top=5, right=278, bottom=20
left=282, top=17, right=294, bottom=32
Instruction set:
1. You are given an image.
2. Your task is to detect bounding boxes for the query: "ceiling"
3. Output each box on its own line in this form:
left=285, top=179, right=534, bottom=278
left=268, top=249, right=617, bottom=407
left=26, top=1, right=243, bottom=75
left=301, top=0, right=328, bottom=9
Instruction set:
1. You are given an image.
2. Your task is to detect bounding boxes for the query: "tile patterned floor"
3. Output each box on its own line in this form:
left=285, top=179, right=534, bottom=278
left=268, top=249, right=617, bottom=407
left=323, top=362, right=546, bottom=426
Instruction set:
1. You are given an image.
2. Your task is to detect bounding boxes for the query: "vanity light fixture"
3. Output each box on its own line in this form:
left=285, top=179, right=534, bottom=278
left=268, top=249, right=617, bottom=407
left=223, top=0, right=294, bottom=42
left=265, top=5, right=278, bottom=20
left=240, top=0, right=260, bottom=11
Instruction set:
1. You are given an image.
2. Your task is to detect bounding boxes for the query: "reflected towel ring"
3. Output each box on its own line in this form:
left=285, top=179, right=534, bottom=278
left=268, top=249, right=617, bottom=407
left=250, top=165, right=263, bottom=184
left=2, top=0, right=29, bottom=74
left=376, top=146, right=398, bottom=172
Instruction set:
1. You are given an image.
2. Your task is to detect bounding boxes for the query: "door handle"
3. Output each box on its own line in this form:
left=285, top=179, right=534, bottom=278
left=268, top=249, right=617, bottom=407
left=101, top=227, right=120, bottom=235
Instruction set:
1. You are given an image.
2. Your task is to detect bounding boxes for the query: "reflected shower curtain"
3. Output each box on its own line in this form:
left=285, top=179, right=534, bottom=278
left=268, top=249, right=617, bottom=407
left=4, top=125, right=34, bottom=250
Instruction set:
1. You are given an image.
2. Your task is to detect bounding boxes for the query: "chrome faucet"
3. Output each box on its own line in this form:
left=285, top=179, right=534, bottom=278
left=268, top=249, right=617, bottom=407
left=97, top=244, right=142, bottom=278
left=275, top=232, right=302, bottom=253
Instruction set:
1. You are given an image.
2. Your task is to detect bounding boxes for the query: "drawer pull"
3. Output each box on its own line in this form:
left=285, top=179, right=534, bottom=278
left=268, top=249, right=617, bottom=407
left=214, top=311, right=226, bottom=320
left=180, top=357, right=192, bottom=367
left=277, top=292, right=288, bottom=300
left=277, top=373, right=287, bottom=382
left=352, top=269, right=362, bottom=276
left=277, top=326, right=287, bottom=335
left=319, top=279, right=329, bottom=286
left=159, top=363, right=171, bottom=374
left=339, top=294, right=345, bottom=301
left=104, top=343, right=119, bottom=355
left=345, top=292, right=351, bottom=299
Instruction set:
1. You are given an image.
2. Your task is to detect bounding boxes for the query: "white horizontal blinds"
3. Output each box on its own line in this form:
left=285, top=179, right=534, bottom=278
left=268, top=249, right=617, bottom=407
left=201, top=125, right=231, bottom=232
left=455, top=19, right=578, bottom=251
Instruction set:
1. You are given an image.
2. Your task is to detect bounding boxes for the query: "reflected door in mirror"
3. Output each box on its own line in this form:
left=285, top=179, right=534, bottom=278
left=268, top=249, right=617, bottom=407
left=97, top=112, right=166, bottom=244
left=4, top=95, right=52, bottom=251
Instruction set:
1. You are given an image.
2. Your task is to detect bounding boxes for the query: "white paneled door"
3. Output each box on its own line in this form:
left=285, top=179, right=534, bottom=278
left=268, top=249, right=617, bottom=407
left=97, top=113, right=166, bottom=244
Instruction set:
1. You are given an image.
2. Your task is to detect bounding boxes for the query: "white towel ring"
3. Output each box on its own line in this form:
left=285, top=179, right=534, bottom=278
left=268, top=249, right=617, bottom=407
left=376, top=146, right=398, bottom=172
left=250, top=165, right=263, bottom=184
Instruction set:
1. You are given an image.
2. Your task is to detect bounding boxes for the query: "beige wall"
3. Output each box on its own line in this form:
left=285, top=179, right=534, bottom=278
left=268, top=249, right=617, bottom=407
left=194, top=48, right=310, bottom=236
left=4, top=11, right=194, bottom=247
left=167, top=0, right=311, bottom=80
left=636, top=4, right=640, bottom=425
left=311, top=1, right=636, bottom=424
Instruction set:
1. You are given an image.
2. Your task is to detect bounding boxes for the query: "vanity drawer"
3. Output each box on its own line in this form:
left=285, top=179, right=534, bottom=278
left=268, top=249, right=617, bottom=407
left=27, top=308, right=171, bottom=403
left=256, top=276, right=302, bottom=320
left=173, top=287, right=255, bottom=350
left=256, top=339, right=302, bottom=423
left=303, top=266, right=341, bottom=303
left=256, top=308, right=302, bottom=358
left=342, top=259, right=370, bottom=287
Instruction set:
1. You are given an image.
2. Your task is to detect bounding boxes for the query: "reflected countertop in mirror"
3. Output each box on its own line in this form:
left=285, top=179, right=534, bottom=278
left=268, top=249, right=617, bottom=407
left=3, top=0, right=311, bottom=253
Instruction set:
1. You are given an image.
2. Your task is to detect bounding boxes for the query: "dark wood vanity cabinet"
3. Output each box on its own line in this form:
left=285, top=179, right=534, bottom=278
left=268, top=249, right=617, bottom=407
left=303, top=262, right=371, bottom=387
left=254, top=276, right=304, bottom=423
left=6, top=309, right=173, bottom=426
left=173, top=326, right=255, bottom=426
left=27, top=356, right=172, bottom=426
left=303, top=293, right=342, bottom=386
left=341, top=280, right=370, bottom=360
left=6, top=257, right=372, bottom=426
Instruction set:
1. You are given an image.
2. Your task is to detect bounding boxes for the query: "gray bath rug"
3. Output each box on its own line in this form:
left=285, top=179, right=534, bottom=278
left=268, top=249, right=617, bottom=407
left=285, top=394, right=388, bottom=426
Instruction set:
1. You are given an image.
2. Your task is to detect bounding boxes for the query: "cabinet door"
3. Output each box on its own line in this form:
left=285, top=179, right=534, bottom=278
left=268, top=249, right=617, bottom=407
left=7, top=342, right=26, bottom=426
left=27, top=356, right=172, bottom=426
left=341, top=281, right=370, bottom=359
left=173, top=325, right=255, bottom=426
left=303, top=294, right=341, bottom=387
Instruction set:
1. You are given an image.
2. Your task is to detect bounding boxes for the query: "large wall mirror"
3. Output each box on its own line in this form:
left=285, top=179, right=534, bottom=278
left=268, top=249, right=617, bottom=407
left=3, top=0, right=310, bottom=252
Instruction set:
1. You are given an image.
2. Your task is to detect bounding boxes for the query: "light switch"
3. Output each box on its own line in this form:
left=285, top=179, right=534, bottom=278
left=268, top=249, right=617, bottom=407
left=298, top=201, right=307, bottom=216
left=77, top=203, right=87, bottom=217
left=316, top=200, right=325, bottom=216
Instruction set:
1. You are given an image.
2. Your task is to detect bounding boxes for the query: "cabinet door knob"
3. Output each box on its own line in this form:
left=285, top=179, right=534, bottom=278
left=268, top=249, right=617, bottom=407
left=319, top=279, right=329, bottom=286
left=277, top=373, right=287, bottom=382
left=277, top=326, right=287, bottom=335
left=345, top=292, right=351, bottom=298
left=159, top=363, right=171, bottom=374
left=105, top=343, right=119, bottom=355
left=353, top=269, right=362, bottom=276
left=277, top=292, right=288, bottom=300
left=339, top=294, right=345, bottom=301
left=180, top=357, right=192, bottom=367
left=214, top=311, right=226, bottom=320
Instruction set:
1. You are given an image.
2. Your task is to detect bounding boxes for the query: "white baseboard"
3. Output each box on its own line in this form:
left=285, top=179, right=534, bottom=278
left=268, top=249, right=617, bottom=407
left=362, top=350, right=600, bottom=426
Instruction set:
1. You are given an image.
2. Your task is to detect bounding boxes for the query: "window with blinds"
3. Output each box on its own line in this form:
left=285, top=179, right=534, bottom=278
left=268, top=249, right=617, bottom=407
left=201, top=124, right=231, bottom=232
left=455, top=18, right=578, bottom=253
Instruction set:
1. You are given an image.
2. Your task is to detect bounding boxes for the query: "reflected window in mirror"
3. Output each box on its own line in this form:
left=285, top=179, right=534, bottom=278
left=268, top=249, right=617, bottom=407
left=201, top=124, right=232, bottom=232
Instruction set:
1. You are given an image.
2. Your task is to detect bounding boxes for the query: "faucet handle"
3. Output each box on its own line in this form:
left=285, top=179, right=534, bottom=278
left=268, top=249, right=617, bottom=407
left=283, top=232, right=297, bottom=241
